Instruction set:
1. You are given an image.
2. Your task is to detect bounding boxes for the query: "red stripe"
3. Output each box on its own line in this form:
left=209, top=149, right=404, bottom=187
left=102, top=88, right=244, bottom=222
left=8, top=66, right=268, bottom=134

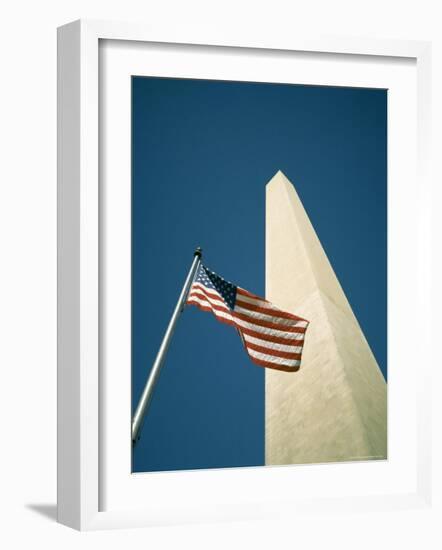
left=190, top=283, right=223, bottom=301
left=244, top=341, right=302, bottom=360
left=246, top=355, right=301, bottom=373
left=234, top=312, right=307, bottom=333
left=187, top=291, right=229, bottom=313
left=239, top=326, right=305, bottom=345
left=187, top=301, right=235, bottom=327
left=187, top=297, right=228, bottom=316
left=236, top=299, right=307, bottom=322
left=237, top=287, right=265, bottom=300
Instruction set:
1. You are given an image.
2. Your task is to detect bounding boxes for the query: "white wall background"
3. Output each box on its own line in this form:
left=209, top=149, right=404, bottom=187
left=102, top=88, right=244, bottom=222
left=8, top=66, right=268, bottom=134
left=0, top=1, right=440, bottom=547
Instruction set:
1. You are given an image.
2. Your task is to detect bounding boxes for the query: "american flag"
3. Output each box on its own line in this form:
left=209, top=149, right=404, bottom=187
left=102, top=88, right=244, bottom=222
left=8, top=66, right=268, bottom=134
left=187, top=264, right=309, bottom=372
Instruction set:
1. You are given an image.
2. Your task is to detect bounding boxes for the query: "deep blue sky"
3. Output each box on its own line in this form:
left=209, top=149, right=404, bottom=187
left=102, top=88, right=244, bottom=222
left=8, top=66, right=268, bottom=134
left=132, top=77, right=387, bottom=473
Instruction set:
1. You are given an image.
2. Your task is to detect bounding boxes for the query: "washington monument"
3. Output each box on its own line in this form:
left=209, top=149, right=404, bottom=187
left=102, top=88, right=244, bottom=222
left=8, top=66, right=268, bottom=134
left=265, top=171, right=387, bottom=465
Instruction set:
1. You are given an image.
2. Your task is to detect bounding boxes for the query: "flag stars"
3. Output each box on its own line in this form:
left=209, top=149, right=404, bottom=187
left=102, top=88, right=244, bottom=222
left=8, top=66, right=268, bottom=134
left=195, top=264, right=238, bottom=309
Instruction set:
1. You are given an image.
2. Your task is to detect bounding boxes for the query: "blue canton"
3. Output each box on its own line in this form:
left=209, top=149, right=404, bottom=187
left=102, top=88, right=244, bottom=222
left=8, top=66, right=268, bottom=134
left=194, top=265, right=237, bottom=310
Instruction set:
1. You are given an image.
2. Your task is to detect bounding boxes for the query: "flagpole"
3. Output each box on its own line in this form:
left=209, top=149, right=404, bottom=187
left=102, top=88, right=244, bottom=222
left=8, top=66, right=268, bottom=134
left=131, top=247, right=202, bottom=444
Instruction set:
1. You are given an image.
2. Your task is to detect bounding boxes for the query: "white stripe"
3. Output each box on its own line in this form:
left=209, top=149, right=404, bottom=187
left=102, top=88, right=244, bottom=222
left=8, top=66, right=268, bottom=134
left=247, top=347, right=301, bottom=368
left=236, top=291, right=290, bottom=311
left=187, top=293, right=230, bottom=314
left=234, top=305, right=308, bottom=328
left=188, top=291, right=227, bottom=312
left=236, top=292, right=308, bottom=325
left=242, top=333, right=303, bottom=353
left=235, top=291, right=270, bottom=308
left=189, top=284, right=227, bottom=308
left=234, top=316, right=306, bottom=340
left=187, top=296, right=233, bottom=322
left=192, top=281, right=224, bottom=299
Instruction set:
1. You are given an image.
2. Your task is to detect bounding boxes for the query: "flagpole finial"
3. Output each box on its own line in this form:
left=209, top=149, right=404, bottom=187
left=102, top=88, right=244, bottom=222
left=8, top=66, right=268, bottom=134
left=194, top=247, right=202, bottom=258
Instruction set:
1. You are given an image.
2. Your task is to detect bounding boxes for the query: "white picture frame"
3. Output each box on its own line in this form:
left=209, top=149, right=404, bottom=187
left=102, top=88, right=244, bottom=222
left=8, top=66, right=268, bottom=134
left=57, top=19, right=432, bottom=531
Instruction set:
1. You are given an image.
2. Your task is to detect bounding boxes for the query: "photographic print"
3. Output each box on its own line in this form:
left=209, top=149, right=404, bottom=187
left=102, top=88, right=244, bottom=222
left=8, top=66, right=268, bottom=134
left=131, top=76, right=387, bottom=473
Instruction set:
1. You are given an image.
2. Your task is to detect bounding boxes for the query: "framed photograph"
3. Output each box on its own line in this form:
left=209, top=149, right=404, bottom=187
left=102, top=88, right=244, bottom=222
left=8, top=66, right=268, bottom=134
left=57, top=19, right=432, bottom=530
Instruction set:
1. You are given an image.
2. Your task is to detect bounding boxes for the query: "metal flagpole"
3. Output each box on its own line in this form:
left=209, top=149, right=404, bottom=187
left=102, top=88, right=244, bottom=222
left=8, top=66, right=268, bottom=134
left=131, top=247, right=202, bottom=444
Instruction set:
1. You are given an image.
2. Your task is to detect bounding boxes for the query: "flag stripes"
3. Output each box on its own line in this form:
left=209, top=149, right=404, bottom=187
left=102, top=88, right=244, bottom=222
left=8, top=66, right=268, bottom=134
left=187, top=264, right=309, bottom=372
